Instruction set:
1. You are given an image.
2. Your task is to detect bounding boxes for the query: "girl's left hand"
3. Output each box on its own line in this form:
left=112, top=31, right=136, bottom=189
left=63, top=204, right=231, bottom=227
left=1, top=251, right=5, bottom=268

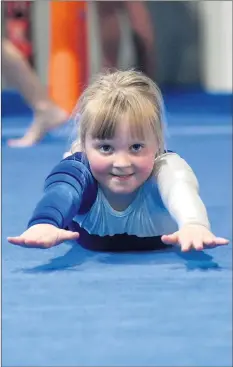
left=161, top=224, right=229, bottom=252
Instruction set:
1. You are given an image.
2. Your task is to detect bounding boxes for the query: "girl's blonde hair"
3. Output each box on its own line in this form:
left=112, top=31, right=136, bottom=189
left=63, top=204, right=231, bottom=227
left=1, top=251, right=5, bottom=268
left=70, top=69, right=165, bottom=155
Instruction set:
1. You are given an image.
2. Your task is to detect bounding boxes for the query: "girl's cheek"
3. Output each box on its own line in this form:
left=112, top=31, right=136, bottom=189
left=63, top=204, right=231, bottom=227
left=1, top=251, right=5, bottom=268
left=89, top=156, right=110, bottom=174
left=136, top=156, right=155, bottom=173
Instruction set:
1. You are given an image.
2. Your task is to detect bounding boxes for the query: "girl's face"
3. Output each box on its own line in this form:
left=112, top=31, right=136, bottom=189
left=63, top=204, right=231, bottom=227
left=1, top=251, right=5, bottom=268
left=84, top=120, right=158, bottom=203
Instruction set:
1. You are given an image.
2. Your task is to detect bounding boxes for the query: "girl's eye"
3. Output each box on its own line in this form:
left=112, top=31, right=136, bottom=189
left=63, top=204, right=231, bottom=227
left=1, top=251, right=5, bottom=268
left=99, top=145, right=113, bottom=153
left=130, top=144, right=144, bottom=152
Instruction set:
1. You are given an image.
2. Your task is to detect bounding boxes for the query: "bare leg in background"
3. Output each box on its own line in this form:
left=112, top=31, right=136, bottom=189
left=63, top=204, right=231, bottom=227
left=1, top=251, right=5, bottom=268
left=2, top=39, right=68, bottom=147
left=96, top=1, right=121, bottom=70
left=125, top=1, right=156, bottom=79
left=96, top=1, right=156, bottom=79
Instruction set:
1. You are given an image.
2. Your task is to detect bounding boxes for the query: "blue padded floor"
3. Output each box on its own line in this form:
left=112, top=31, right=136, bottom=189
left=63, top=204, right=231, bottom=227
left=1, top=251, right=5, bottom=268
left=2, top=92, right=232, bottom=367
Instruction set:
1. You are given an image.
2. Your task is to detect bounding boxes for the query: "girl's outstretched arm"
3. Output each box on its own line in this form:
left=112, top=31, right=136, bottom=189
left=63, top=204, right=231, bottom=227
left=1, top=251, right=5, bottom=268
left=8, top=158, right=96, bottom=248
left=154, top=152, right=229, bottom=251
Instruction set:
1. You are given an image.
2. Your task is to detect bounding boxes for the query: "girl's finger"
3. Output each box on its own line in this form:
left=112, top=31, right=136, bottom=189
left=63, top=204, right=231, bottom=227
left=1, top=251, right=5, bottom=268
left=202, top=237, right=216, bottom=246
left=61, top=230, right=80, bottom=240
left=214, top=237, right=229, bottom=245
left=180, top=240, right=193, bottom=252
left=192, top=239, right=204, bottom=251
left=7, top=236, right=25, bottom=245
left=161, top=233, right=178, bottom=244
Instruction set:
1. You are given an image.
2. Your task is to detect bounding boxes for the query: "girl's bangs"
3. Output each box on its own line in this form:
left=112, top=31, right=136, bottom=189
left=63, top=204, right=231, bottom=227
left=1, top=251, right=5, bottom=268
left=125, top=99, right=157, bottom=140
left=88, top=99, right=123, bottom=140
left=86, top=93, right=158, bottom=141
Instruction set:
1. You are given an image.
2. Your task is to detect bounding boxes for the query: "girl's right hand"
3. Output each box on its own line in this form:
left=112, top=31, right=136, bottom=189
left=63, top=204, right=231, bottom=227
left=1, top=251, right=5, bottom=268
left=7, top=224, right=80, bottom=248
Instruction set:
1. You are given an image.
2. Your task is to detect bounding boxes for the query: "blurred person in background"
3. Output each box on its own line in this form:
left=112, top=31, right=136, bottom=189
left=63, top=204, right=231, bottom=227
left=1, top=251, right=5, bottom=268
left=96, top=1, right=156, bottom=79
left=2, top=39, right=68, bottom=147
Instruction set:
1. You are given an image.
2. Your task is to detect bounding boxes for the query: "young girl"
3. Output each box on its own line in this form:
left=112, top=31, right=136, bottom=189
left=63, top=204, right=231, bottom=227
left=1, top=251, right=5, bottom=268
left=8, top=70, right=229, bottom=252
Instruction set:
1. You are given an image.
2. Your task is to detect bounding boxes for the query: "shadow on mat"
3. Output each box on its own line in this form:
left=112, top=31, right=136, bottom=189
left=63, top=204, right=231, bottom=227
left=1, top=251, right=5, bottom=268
left=20, top=241, right=221, bottom=273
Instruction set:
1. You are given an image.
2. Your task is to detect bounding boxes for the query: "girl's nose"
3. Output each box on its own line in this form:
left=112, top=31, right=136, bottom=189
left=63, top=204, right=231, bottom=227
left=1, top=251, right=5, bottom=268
left=113, top=153, right=131, bottom=168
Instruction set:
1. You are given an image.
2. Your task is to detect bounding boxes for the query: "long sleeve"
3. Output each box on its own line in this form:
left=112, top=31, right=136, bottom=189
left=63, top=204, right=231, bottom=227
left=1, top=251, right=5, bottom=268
left=28, top=183, right=82, bottom=229
left=28, top=157, right=97, bottom=229
left=154, top=152, right=210, bottom=229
